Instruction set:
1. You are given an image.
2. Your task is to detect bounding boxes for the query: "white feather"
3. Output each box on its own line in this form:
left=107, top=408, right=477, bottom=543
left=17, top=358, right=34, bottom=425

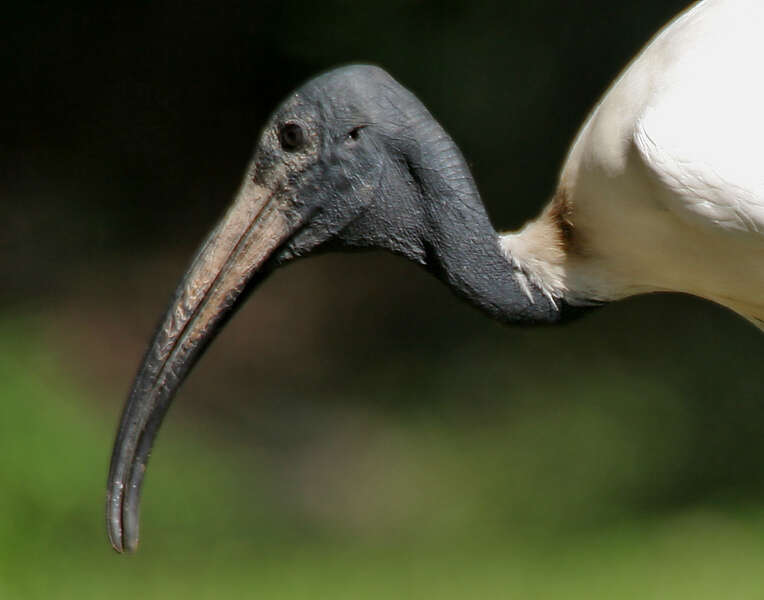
left=503, top=0, right=764, bottom=326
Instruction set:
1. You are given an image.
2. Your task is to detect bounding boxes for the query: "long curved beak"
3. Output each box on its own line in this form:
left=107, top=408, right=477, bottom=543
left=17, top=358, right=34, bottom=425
left=106, top=173, right=298, bottom=553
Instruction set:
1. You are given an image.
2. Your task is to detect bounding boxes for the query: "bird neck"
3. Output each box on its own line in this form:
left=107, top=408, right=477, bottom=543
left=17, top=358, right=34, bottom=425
left=409, top=127, right=566, bottom=325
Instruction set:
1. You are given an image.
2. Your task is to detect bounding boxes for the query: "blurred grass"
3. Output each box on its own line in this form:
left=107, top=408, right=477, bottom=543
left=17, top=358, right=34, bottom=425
left=2, top=312, right=764, bottom=599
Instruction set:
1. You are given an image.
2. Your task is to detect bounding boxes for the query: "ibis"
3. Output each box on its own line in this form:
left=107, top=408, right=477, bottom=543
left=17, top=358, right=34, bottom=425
left=107, top=0, right=764, bottom=552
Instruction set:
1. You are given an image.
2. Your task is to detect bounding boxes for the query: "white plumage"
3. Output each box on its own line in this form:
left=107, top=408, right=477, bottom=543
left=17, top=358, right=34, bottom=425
left=502, top=0, right=764, bottom=328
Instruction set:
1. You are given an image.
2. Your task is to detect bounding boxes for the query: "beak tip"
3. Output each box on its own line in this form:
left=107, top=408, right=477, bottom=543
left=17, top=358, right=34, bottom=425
left=107, top=524, right=125, bottom=554
left=106, top=486, right=135, bottom=554
left=107, top=523, right=139, bottom=554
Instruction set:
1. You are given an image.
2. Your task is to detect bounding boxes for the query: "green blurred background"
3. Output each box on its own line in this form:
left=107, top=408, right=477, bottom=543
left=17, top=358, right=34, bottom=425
left=3, top=1, right=764, bottom=598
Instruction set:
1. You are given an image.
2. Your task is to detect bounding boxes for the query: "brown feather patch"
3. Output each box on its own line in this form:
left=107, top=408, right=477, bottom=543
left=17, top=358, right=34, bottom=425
left=546, top=186, right=575, bottom=252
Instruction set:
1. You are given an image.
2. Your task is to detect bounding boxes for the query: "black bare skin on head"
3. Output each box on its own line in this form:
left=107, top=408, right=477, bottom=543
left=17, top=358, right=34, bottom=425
left=106, top=64, right=592, bottom=554
left=259, top=64, right=574, bottom=324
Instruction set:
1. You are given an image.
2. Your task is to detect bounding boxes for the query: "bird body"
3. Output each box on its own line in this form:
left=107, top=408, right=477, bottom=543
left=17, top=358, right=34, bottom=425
left=106, top=0, right=764, bottom=553
left=503, top=0, right=764, bottom=326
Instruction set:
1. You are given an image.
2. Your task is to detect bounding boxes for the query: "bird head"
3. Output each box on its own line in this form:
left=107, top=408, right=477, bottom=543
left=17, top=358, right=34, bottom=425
left=106, top=64, right=482, bottom=553
left=249, top=64, right=446, bottom=266
left=106, top=63, right=567, bottom=553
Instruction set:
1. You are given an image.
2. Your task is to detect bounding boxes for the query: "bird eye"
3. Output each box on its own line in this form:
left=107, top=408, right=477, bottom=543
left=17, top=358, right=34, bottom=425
left=346, top=126, right=364, bottom=142
left=279, top=121, right=305, bottom=151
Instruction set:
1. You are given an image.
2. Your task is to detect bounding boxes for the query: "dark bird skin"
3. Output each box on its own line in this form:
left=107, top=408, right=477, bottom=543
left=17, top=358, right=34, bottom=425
left=106, top=65, right=583, bottom=553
